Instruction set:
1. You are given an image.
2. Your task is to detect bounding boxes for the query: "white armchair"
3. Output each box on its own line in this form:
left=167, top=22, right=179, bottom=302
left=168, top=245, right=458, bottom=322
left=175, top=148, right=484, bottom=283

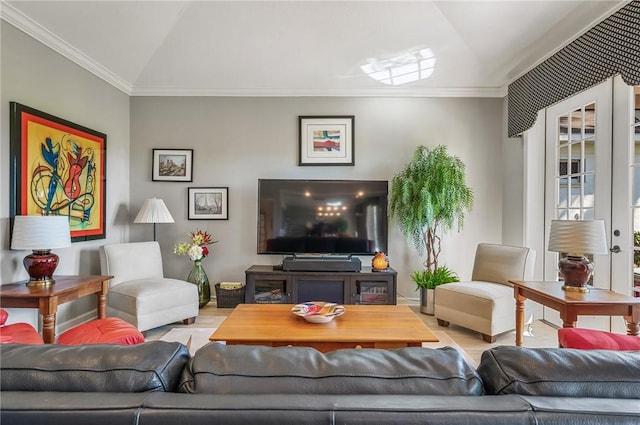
left=434, top=243, right=536, bottom=343
left=99, top=241, right=199, bottom=332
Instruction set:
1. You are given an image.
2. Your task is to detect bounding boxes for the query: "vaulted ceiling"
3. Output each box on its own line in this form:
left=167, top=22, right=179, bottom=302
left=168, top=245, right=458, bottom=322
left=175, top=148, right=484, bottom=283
left=1, top=1, right=628, bottom=97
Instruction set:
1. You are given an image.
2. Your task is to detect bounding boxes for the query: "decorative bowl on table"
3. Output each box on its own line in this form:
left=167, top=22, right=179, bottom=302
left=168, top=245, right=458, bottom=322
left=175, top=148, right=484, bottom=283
left=291, top=301, right=346, bottom=323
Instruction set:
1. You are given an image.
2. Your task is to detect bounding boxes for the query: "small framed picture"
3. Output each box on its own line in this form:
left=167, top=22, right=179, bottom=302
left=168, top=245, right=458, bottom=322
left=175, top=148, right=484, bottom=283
left=152, top=149, right=193, bottom=182
left=299, top=116, right=354, bottom=166
left=188, top=187, right=229, bottom=220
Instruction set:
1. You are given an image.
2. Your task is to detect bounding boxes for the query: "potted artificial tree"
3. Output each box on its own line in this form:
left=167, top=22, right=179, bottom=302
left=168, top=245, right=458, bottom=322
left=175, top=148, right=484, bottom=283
left=389, top=145, right=473, bottom=314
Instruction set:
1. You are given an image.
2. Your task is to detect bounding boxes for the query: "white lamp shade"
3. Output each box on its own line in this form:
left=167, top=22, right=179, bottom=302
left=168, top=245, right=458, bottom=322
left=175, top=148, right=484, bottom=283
left=11, top=215, right=71, bottom=250
left=548, top=219, right=608, bottom=256
left=134, top=198, right=174, bottom=224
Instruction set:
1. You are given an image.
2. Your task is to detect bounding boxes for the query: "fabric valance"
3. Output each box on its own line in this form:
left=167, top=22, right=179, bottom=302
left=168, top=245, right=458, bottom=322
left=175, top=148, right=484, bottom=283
left=508, top=0, right=640, bottom=137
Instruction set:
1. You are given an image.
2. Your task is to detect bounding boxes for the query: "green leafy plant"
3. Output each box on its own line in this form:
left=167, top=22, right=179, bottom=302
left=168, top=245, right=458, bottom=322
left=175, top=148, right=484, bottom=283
left=411, top=267, right=460, bottom=290
left=389, top=145, right=474, bottom=272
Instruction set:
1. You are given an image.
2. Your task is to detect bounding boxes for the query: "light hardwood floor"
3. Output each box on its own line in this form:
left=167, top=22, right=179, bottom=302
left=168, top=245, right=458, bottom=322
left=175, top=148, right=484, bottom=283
left=146, top=295, right=560, bottom=365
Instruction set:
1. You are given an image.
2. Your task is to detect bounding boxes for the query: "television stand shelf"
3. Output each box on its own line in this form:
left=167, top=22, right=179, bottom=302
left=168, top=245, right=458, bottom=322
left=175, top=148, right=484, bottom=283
left=245, top=265, right=397, bottom=305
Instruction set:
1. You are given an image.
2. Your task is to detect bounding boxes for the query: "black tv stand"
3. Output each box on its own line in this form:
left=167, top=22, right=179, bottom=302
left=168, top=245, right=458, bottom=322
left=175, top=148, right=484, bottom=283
left=244, top=265, right=397, bottom=305
left=281, top=254, right=362, bottom=272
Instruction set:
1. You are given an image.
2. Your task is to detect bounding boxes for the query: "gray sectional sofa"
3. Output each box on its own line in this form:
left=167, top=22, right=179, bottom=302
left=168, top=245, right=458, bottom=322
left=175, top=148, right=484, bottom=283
left=1, top=341, right=639, bottom=424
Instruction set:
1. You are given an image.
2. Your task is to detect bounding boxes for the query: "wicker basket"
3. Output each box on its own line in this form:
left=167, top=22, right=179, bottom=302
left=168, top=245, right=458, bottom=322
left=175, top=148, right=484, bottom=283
left=214, top=284, right=245, bottom=308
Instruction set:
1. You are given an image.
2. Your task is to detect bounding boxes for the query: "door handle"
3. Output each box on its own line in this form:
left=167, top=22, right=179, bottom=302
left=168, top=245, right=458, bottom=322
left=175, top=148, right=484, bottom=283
left=610, top=245, right=621, bottom=253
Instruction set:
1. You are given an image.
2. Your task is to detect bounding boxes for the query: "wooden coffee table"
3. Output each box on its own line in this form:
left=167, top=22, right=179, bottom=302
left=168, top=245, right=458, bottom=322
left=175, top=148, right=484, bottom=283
left=210, top=304, right=438, bottom=352
left=510, top=280, right=640, bottom=346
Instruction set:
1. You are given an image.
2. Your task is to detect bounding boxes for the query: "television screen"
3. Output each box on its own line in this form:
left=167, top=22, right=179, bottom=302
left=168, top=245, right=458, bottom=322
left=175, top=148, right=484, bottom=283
left=257, top=179, right=388, bottom=255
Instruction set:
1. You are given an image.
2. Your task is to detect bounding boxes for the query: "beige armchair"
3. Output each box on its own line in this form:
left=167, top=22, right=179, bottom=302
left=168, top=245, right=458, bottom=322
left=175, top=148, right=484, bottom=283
left=100, top=241, right=199, bottom=332
left=434, top=243, right=536, bottom=343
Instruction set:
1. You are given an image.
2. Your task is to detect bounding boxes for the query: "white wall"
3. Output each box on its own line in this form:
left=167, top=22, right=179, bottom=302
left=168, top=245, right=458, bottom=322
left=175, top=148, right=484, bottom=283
left=1, top=18, right=508, bottom=331
left=131, top=96, right=505, bottom=300
left=501, top=96, right=526, bottom=247
left=0, top=22, right=131, bottom=327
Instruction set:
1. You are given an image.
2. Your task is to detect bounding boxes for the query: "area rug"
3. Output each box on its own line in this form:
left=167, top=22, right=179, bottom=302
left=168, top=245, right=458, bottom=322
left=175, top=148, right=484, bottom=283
left=159, top=328, right=476, bottom=366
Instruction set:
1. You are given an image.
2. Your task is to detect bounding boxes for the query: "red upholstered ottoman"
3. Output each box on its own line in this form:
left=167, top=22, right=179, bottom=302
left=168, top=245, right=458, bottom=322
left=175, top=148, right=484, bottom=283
left=0, top=309, right=44, bottom=344
left=56, top=317, right=145, bottom=345
left=0, top=323, right=45, bottom=344
left=558, top=328, right=640, bottom=350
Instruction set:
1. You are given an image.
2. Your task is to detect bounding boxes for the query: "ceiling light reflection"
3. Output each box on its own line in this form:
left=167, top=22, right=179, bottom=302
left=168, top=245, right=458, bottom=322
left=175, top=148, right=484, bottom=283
left=361, top=48, right=436, bottom=86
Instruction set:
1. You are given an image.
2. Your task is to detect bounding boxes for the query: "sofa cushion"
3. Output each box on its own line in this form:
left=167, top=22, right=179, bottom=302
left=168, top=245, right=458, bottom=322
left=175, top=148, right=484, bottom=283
left=179, top=344, right=482, bottom=395
left=558, top=328, right=640, bottom=350
left=0, top=341, right=189, bottom=392
left=478, top=346, right=640, bottom=399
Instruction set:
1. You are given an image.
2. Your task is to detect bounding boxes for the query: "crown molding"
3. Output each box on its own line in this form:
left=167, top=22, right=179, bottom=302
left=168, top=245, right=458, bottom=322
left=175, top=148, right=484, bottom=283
left=130, top=86, right=505, bottom=98
left=1, top=1, right=133, bottom=95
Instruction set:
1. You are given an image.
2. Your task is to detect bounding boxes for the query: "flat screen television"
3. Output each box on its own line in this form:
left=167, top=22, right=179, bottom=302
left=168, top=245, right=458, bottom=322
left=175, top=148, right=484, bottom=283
left=257, top=179, right=388, bottom=255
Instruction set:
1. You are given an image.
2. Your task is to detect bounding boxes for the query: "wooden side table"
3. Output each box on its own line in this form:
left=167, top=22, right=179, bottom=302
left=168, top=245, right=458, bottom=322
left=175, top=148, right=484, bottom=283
left=509, top=280, right=640, bottom=346
left=0, top=275, right=113, bottom=343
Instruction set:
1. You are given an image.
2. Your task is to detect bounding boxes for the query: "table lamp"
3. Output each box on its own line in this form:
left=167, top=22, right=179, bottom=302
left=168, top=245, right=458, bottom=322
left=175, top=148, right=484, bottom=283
left=133, top=198, right=174, bottom=241
left=547, top=219, right=608, bottom=292
left=10, top=215, right=71, bottom=286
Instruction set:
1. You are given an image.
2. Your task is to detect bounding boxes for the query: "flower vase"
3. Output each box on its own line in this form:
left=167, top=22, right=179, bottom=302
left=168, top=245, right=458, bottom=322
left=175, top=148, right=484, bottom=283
left=187, top=260, right=211, bottom=308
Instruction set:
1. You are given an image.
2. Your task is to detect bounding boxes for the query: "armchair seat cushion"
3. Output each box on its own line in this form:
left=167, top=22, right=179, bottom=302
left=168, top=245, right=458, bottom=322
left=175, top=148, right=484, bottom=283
left=108, top=278, right=198, bottom=332
left=558, top=328, right=640, bottom=350
left=436, top=282, right=514, bottom=314
left=109, top=278, right=198, bottom=314
left=435, top=282, right=514, bottom=336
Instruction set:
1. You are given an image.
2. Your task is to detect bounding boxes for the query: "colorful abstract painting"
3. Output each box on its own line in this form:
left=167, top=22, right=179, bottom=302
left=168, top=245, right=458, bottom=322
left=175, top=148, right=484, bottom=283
left=299, top=116, right=354, bottom=166
left=10, top=102, right=107, bottom=241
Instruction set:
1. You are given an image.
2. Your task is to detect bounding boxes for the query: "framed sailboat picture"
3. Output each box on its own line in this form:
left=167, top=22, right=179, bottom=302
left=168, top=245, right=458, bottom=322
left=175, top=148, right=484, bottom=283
left=188, top=187, right=228, bottom=220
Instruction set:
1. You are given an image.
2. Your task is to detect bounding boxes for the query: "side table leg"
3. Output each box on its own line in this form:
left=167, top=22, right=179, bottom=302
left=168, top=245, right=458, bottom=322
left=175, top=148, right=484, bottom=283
left=97, top=293, right=107, bottom=319
left=40, top=298, right=57, bottom=344
left=515, top=293, right=525, bottom=347
left=98, top=279, right=109, bottom=319
left=626, top=321, right=639, bottom=336
left=42, top=313, right=55, bottom=344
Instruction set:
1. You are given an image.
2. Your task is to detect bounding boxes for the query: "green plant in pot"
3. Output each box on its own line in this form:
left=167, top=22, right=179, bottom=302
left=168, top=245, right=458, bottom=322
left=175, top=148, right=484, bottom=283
left=411, top=267, right=460, bottom=315
left=390, top=145, right=473, bottom=315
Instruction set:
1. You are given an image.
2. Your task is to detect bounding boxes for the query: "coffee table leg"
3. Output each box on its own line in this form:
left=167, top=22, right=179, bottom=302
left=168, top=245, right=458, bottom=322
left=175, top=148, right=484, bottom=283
left=515, top=293, right=525, bottom=346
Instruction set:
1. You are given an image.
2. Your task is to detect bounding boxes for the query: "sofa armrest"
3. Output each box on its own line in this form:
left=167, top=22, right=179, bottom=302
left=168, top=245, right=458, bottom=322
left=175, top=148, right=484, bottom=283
left=477, top=346, right=640, bottom=399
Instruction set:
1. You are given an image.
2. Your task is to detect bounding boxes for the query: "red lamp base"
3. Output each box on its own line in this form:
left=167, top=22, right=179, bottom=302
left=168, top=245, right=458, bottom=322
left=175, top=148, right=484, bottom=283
left=558, top=255, right=592, bottom=293
left=23, top=250, right=59, bottom=286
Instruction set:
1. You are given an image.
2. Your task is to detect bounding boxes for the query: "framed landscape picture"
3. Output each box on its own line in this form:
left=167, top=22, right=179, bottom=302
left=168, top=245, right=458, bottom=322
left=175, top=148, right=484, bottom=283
left=298, top=115, right=354, bottom=166
left=152, top=149, right=193, bottom=182
left=9, top=102, right=107, bottom=242
left=188, top=187, right=229, bottom=220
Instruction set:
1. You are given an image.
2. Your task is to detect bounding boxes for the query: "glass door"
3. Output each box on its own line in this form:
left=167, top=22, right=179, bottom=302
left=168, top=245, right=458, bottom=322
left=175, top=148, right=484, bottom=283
left=544, top=80, right=612, bottom=329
